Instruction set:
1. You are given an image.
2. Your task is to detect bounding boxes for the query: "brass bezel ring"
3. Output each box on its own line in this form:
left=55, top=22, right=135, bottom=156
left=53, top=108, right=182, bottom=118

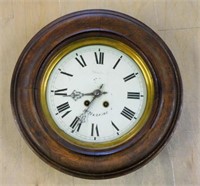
left=40, top=37, right=154, bottom=150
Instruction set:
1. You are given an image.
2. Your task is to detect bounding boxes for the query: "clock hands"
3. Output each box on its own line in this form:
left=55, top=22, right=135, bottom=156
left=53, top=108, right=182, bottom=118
left=85, top=84, right=104, bottom=109
left=77, top=84, right=106, bottom=123
left=64, top=87, right=107, bottom=101
left=64, top=90, right=83, bottom=101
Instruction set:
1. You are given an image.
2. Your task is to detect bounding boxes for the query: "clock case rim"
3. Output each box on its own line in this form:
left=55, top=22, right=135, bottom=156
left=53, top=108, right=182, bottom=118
left=10, top=9, right=182, bottom=179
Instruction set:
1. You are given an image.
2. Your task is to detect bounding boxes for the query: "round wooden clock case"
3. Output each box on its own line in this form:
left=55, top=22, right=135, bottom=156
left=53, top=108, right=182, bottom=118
left=11, top=10, right=182, bottom=179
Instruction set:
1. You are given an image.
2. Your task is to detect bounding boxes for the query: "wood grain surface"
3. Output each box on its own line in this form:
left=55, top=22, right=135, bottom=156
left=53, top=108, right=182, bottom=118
left=0, top=0, right=199, bottom=185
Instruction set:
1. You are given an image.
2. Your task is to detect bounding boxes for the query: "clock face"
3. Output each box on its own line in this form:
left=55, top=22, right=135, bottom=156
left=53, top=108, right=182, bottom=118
left=46, top=44, right=147, bottom=143
left=42, top=38, right=153, bottom=148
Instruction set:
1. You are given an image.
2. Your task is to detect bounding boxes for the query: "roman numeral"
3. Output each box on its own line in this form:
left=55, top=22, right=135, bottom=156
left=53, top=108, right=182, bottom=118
left=91, top=123, right=99, bottom=140
left=95, top=49, right=104, bottom=65
left=111, top=121, right=120, bottom=135
left=113, top=56, right=123, bottom=69
left=51, top=88, right=68, bottom=96
left=127, top=92, right=142, bottom=99
left=121, top=107, right=136, bottom=120
left=56, top=102, right=71, bottom=118
left=75, top=53, right=87, bottom=67
left=70, top=117, right=82, bottom=133
left=58, top=69, right=73, bottom=77
left=123, top=73, right=138, bottom=82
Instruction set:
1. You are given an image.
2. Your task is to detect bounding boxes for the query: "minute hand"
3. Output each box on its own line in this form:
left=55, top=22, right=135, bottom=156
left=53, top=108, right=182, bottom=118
left=85, top=84, right=105, bottom=108
left=78, top=84, right=105, bottom=123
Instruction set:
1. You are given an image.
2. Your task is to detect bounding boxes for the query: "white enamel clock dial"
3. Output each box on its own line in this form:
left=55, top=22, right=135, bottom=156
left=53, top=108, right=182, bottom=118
left=46, top=44, right=147, bottom=143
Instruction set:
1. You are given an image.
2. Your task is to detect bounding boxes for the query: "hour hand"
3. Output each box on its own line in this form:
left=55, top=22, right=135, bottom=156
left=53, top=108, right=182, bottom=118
left=82, top=84, right=107, bottom=98
left=84, top=91, right=108, bottom=97
left=64, top=89, right=107, bottom=101
left=63, top=90, right=83, bottom=101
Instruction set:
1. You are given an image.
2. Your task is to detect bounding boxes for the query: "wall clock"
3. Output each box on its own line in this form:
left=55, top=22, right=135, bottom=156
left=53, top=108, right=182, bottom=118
left=11, top=10, right=182, bottom=179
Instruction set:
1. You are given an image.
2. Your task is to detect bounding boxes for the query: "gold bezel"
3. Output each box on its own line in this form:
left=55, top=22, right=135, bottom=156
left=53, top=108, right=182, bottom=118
left=40, top=37, right=154, bottom=150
